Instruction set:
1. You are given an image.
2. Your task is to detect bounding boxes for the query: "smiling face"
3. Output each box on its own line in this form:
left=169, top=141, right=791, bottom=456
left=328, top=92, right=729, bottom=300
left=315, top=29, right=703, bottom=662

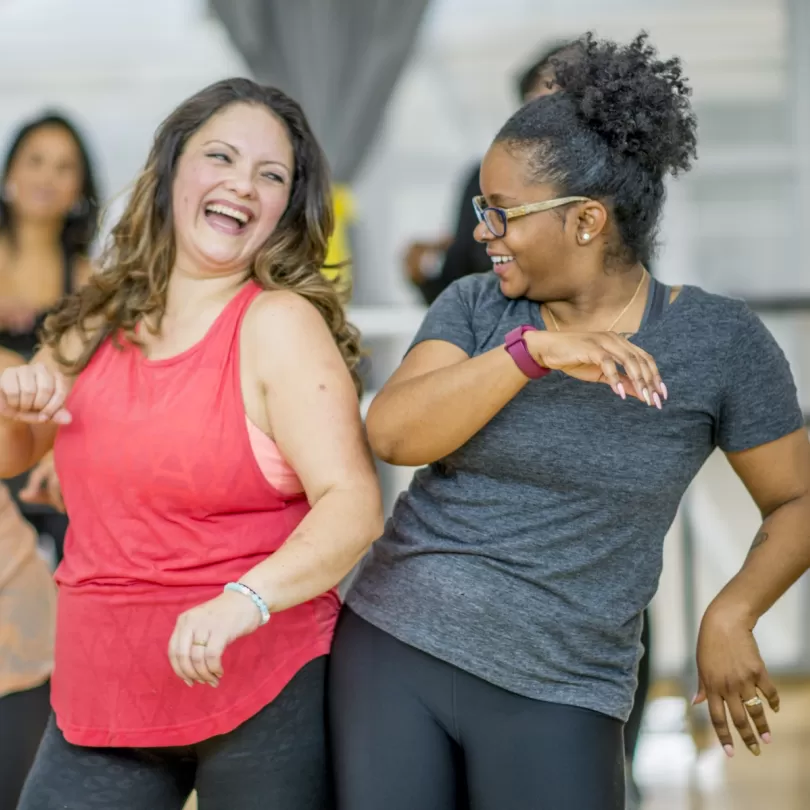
left=476, top=141, right=606, bottom=301
left=5, top=124, right=84, bottom=222
left=170, top=102, right=294, bottom=277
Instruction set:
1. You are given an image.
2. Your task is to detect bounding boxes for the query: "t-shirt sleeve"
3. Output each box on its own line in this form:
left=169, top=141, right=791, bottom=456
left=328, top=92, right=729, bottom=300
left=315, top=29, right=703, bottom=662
left=408, top=277, right=477, bottom=357
left=716, top=305, right=805, bottom=453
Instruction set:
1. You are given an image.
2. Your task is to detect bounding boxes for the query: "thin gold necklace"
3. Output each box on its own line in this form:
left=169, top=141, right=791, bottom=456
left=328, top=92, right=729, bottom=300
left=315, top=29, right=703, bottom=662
left=545, top=270, right=647, bottom=333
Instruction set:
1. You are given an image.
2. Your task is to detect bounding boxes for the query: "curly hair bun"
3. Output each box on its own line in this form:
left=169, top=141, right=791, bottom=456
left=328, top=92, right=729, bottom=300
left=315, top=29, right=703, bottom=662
left=552, top=32, right=697, bottom=177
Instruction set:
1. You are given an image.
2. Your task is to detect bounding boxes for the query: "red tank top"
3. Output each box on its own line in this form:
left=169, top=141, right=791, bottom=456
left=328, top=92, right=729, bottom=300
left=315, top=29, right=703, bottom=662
left=52, top=282, right=340, bottom=747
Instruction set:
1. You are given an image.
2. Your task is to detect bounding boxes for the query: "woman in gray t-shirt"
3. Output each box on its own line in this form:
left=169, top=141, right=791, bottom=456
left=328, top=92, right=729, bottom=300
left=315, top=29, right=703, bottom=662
left=330, top=33, right=810, bottom=810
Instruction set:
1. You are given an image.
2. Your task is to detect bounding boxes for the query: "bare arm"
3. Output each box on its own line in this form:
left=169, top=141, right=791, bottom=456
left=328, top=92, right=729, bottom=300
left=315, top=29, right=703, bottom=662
left=366, top=340, right=530, bottom=466
left=0, top=346, right=66, bottom=478
left=168, top=292, right=383, bottom=687
left=236, top=292, right=383, bottom=612
left=367, top=329, right=664, bottom=467
left=696, top=428, right=810, bottom=755
left=715, top=430, right=810, bottom=621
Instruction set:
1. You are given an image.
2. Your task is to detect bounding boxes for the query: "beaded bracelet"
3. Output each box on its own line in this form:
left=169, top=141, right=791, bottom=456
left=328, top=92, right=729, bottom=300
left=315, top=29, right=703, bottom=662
left=224, top=581, right=271, bottom=625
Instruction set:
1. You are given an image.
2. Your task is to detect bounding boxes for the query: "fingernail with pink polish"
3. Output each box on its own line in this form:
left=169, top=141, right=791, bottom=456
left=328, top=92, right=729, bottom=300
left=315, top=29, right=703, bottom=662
left=661, top=382, right=668, bottom=400
left=723, top=745, right=735, bottom=758
left=617, top=383, right=627, bottom=400
left=761, top=733, right=772, bottom=744
left=642, top=388, right=652, bottom=406
left=653, top=392, right=662, bottom=410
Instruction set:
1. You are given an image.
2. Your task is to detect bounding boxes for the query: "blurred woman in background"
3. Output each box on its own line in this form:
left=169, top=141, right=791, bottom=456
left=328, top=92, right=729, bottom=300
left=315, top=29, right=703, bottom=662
left=0, top=344, right=57, bottom=810
left=0, top=112, right=100, bottom=558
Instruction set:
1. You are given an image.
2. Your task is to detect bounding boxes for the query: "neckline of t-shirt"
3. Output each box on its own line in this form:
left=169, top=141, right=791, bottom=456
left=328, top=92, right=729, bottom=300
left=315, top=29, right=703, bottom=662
left=531, top=283, right=695, bottom=339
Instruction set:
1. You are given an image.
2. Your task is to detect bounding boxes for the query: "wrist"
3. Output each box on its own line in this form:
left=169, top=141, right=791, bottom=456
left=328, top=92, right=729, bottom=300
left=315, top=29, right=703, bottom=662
left=504, top=326, right=550, bottom=380
left=704, top=593, right=758, bottom=632
left=523, top=330, right=553, bottom=367
left=224, top=581, right=271, bottom=625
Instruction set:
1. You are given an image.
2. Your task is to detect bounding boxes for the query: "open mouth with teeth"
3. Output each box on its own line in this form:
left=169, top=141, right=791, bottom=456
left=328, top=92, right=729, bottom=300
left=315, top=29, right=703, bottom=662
left=491, top=254, right=516, bottom=273
left=204, top=202, right=253, bottom=235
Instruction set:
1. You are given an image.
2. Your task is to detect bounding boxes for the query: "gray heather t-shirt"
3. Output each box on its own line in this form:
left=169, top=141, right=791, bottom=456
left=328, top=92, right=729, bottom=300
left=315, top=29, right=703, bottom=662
left=346, top=272, right=804, bottom=722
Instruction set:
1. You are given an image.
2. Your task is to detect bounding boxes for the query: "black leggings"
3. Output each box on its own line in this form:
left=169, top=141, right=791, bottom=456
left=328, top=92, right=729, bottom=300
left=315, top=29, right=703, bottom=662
left=17, top=656, right=331, bottom=810
left=329, top=609, right=625, bottom=810
left=0, top=681, right=51, bottom=810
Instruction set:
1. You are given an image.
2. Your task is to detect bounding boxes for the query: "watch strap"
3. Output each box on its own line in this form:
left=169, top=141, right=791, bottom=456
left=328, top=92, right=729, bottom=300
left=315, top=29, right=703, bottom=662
left=504, top=325, right=550, bottom=380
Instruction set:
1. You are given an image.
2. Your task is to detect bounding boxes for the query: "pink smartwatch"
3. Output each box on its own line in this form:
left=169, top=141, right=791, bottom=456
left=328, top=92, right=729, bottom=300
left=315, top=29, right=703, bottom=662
left=504, top=325, right=550, bottom=380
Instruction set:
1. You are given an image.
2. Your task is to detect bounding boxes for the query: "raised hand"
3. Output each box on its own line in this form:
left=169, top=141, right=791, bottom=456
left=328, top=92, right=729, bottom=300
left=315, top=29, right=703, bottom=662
left=0, top=363, right=72, bottom=424
left=526, top=330, right=667, bottom=408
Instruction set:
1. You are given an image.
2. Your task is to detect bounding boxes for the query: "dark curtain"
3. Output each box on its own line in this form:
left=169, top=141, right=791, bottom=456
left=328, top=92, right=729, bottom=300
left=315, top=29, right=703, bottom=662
left=210, top=0, right=432, bottom=184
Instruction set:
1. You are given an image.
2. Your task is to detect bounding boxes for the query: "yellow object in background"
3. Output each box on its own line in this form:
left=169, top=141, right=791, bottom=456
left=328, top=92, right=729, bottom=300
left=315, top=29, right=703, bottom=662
left=323, top=184, right=354, bottom=296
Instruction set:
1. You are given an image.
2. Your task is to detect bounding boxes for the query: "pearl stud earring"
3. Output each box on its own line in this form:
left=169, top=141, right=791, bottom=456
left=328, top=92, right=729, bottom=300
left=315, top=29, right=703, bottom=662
left=581, top=233, right=590, bottom=242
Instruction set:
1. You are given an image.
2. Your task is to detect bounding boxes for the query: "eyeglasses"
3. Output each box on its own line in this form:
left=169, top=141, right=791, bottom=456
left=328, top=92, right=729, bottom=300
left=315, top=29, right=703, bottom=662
left=472, top=194, right=591, bottom=238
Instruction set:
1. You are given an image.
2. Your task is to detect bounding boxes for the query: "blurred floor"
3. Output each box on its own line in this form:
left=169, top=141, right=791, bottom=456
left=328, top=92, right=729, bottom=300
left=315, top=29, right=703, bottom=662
left=637, top=681, right=810, bottom=810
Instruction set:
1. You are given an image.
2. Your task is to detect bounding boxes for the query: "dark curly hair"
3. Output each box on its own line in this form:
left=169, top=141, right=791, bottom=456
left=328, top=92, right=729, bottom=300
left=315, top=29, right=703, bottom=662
left=497, top=32, right=697, bottom=268
left=514, top=39, right=579, bottom=101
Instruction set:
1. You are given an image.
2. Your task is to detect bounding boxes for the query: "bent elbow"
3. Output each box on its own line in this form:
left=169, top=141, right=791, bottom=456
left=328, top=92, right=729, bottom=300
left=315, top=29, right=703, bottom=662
left=368, top=437, right=434, bottom=468
left=365, top=401, right=404, bottom=465
left=368, top=431, right=401, bottom=466
left=367, top=423, right=419, bottom=467
left=365, top=397, right=439, bottom=467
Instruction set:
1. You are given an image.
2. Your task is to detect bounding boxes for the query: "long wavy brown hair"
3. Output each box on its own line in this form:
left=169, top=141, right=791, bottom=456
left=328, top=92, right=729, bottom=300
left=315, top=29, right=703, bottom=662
left=41, top=78, right=362, bottom=393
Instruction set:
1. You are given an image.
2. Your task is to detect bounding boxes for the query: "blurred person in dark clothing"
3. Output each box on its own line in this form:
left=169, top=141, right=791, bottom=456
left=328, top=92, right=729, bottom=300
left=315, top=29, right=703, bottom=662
left=404, top=42, right=576, bottom=305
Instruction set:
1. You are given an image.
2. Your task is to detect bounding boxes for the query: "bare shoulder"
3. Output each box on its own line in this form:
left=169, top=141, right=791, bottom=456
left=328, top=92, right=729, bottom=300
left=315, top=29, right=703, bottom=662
left=243, top=289, right=354, bottom=399
left=244, top=289, right=335, bottom=343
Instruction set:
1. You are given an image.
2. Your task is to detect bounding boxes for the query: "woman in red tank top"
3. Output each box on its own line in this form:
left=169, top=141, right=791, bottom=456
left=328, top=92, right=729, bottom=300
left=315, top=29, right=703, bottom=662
left=0, top=78, right=382, bottom=810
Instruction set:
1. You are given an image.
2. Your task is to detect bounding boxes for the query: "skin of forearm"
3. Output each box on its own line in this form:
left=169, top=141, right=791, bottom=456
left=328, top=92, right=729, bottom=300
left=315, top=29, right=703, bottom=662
left=707, top=493, right=810, bottom=626
left=237, top=483, right=384, bottom=613
left=0, top=417, right=36, bottom=478
left=367, top=346, right=530, bottom=467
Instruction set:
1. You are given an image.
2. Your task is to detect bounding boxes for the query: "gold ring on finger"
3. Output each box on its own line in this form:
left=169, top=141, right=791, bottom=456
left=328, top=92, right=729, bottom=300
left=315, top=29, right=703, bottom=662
left=744, top=696, right=763, bottom=709
left=191, top=640, right=208, bottom=647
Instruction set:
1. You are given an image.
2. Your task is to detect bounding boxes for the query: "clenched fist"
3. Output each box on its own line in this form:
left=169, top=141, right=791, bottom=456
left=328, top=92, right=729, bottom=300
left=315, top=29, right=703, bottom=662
left=0, top=363, right=72, bottom=424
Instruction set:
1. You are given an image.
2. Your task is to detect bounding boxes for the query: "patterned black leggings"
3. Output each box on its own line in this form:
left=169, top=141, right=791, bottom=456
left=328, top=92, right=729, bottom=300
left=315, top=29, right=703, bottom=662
left=17, top=657, right=331, bottom=810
